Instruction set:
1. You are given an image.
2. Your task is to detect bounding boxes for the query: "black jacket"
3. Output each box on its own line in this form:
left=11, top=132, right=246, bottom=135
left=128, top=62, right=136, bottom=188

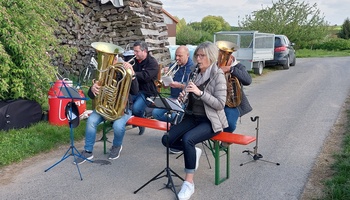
left=133, top=54, right=159, bottom=96
left=230, top=62, right=252, bottom=117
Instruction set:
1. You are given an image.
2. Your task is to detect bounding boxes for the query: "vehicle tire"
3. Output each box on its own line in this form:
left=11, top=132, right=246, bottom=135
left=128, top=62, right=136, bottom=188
left=283, top=56, right=290, bottom=70
left=290, top=56, right=296, bottom=66
left=253, top=61, right=264, bottom=75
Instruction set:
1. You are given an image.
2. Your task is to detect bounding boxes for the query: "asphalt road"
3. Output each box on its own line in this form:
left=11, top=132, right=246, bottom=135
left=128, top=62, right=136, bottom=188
left=1, top=57, right=350, bottom=200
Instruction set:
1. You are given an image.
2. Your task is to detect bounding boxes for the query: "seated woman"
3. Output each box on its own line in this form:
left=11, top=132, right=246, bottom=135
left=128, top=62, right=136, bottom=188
left=161, top=41, right=228, bottom=200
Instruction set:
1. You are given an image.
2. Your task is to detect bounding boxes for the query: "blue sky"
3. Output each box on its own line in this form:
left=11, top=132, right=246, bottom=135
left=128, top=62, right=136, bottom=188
left=161, top=0, right=349, bottom=26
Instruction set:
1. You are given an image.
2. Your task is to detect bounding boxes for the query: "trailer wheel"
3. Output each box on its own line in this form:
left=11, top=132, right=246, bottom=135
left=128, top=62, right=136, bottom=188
left=254, top=61, right=264, bottom=75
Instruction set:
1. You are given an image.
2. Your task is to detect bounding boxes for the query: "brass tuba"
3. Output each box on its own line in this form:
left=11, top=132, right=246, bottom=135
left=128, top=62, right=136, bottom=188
left=91, top=42, right=132, bottom=121
left=216, top=41, right=242, bottom=108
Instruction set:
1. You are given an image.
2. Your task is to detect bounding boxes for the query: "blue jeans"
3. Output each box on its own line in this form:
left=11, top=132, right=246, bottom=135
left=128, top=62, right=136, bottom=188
left=152, top=109, right=184, bottom=124
left=162, top=114, right=219, bottom=173
left=223, top=106, right=239, bottom=132
left=84, top=109, right=132, bottom=152
left=152, top=99, right=185, bottom=124
left=152, top=108, right=175, bottom=122
left=131, top=93, right=148, bottom=117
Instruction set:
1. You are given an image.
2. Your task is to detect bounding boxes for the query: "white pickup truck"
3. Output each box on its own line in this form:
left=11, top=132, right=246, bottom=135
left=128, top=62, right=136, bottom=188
left=214, top=31, right=275, bottom=75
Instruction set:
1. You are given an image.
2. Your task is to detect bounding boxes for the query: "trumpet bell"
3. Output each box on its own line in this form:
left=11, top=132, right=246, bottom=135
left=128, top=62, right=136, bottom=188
left=216, top=40, right=239, bottom=67
left=216, top=40, right=239, bottom=53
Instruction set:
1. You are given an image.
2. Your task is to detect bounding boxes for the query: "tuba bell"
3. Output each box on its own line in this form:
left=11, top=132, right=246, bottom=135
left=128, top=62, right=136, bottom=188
left=216, top=41, right=242, bottom=108
left=91, top=42, right=132, bottom=121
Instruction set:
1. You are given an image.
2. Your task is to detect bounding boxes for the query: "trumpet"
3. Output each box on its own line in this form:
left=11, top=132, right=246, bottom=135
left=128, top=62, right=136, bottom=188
left=155, top=61, right=179, bottom=88
left=116, top=55, right=136, bottom=66
left=125, top=55, right=136, bottom=66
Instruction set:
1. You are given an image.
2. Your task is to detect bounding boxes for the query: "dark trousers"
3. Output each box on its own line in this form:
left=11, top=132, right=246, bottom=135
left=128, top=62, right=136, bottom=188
left=162, top=114, right=219, bottom=172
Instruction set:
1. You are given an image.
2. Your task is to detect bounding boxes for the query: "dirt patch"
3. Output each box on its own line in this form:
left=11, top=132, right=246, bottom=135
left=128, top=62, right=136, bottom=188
left=300, top=99, right=349, bottom=200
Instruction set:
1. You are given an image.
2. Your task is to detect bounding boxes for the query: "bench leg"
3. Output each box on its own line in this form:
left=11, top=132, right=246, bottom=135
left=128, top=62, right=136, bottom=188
left=102, top=122, right=113, bottom=154
left=103, top=126, right=108, bottom=154
left=213, top=140, right=230, bottom=185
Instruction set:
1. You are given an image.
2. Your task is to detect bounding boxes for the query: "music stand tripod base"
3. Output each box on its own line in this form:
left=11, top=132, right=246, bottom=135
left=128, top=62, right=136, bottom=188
left=240, top=116, right=280, bottom=166
left=44, top=82, right=92, bottom=180
left=134, top=93, right=184, bottom=200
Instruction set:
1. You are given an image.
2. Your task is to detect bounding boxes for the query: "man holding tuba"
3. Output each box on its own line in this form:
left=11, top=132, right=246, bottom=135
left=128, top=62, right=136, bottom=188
left=152, top=46, right=193, bottom=126
left=217, top=41, right=252, bottom=134
left=123, top=41, right=159, bottom=135
left=74, top=56, right=140, bottom=164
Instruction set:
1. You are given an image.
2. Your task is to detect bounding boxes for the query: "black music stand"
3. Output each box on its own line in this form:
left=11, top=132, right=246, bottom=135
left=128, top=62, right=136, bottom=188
left=134, top=93, right=184, bottom=200
left=240, top=116, right=280, bottom=166
left=44, top=81, right=92, bottom=180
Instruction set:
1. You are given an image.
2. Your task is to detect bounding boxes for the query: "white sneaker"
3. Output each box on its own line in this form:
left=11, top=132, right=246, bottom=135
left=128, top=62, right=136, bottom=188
left=195, top=147, right=202, bottom=170
left=178, top=181, right=195, bottom=200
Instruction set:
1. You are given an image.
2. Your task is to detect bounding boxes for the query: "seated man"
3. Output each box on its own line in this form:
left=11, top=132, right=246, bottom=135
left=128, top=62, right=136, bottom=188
left=123, top=41, right=159, bottom=135
left=74, top=61, right=139, bottom=164
left=152, top=46, right=193, bottom=124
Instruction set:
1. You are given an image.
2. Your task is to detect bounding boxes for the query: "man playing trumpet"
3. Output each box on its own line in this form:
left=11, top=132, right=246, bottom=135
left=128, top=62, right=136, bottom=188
left=151, top=46, right=193, bottom=125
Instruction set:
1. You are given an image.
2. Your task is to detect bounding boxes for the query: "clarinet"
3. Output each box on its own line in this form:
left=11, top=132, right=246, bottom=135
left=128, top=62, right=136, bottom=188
left=182, top=64, right=199, bottom=108
left=172, top=65, right=199, bottom=125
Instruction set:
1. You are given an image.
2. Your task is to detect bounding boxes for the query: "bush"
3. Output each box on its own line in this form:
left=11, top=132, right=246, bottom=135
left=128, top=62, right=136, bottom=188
left=313, top=38, right=350, bottom=51
left=0, top=0, right=80, bottom=105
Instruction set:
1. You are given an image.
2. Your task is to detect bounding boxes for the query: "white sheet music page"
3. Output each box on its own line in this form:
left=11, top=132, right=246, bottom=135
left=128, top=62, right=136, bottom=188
left=166, top=98, right=184, bottom=112
left=161, top=75, right=173, bottom=86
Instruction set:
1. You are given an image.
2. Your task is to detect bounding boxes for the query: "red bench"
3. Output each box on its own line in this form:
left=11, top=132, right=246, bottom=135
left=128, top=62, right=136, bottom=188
left=102, top=116, right=256, bottom=185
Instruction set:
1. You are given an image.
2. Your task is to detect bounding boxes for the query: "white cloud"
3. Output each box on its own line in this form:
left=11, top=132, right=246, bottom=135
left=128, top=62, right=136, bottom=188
left=161, top=0, right=349, bottom=26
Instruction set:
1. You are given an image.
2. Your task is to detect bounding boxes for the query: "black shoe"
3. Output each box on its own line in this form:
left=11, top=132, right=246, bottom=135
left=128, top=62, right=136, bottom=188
left=109, top=145, right=122, bottom=160
left=138, top=126, right=145, bottom=135
left=169, top=148, right=183, bottom=154
left=73, top=150, right=93, bottom=165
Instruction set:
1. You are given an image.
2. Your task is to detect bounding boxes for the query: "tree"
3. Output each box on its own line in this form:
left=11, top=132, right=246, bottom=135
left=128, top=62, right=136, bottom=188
left=239, top=0, right=329, bottom=49
left=201, top=15, right=231, bottom=34
left=338, top=18, right=350, bottom=39
left=188, top=22, right=202, bottom=31
left=176, top=17, right=187, bottom=33
left=176, top=26, right=202, bottom=45
left=175, top=15, right=230, bottom=45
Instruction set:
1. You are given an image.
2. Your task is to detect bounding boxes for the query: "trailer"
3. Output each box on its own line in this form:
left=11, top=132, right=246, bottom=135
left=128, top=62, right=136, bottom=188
left=214, top=31, right=275, bottom=75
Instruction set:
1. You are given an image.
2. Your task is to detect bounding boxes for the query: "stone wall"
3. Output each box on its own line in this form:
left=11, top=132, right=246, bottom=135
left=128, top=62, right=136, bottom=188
left=56, top=0, right=171, bottom=76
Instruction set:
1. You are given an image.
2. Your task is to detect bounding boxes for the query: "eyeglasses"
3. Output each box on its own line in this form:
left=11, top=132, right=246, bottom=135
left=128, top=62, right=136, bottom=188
left=194, top=54, right=206, bottom=58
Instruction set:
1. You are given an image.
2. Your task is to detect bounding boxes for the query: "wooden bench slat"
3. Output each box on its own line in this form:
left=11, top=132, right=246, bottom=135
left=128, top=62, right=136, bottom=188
left=211, top=132, right=256, bottom=145
left=126, top=116, right=170, bottom=131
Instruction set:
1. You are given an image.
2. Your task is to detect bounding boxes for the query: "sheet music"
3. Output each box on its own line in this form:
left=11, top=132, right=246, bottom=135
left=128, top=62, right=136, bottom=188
left=153, top=97, right=184, bottom=112
left=161, top=75, right=173, bottom=86
left=166, top=98, right=184, bottom=112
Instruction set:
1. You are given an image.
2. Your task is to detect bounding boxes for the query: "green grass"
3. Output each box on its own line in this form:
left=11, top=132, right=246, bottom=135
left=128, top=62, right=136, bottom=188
left=321, top=103, right=350, bottom=200
left=0, top=120, right=87, bottom=167
left=297, top=49, right=350, bottom=58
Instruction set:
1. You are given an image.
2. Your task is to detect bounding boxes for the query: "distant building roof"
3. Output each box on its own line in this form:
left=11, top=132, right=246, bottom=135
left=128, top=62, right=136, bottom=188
left=162, top=8, right=179, bottom=24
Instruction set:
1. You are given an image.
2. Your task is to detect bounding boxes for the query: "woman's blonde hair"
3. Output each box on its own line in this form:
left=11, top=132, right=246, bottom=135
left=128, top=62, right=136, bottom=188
left=193, top=41, right=218, bottom=65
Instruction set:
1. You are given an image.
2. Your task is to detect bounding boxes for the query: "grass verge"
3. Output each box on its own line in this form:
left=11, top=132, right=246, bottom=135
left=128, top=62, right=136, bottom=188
left=322, top=103, right=350, bottom=200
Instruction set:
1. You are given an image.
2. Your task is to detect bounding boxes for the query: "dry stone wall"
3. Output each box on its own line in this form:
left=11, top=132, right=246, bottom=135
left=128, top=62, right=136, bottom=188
left=56, top=0, right=171, bottom=76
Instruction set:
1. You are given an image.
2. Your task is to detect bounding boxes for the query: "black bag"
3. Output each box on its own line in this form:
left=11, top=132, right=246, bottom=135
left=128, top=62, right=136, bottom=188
left=0, top=99, right=43, bottom=131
